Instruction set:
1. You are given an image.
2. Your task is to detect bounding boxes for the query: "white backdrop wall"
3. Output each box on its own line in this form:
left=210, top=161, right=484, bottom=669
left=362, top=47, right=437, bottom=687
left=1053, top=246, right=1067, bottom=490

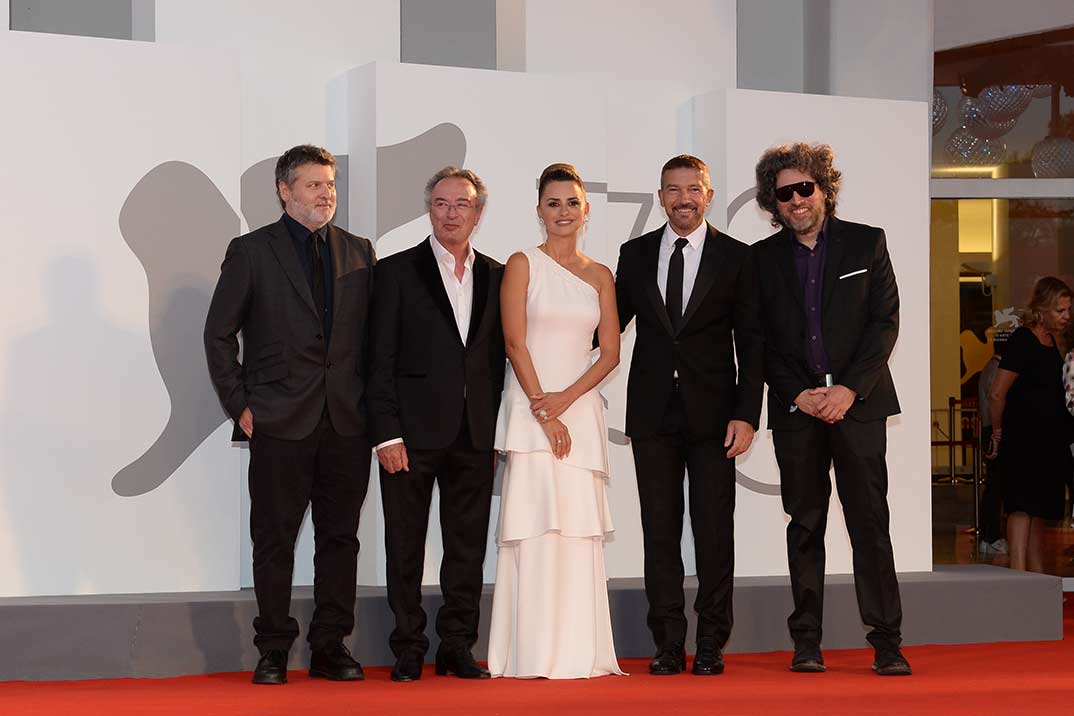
left=0, top=2, right=934, bottom=597
left=154, top=0, right=400, bottom=589
left=350, top=64, right=934, bottom=582
left=0, top=29, right=241, bottom=597
left=697, top=89, right=934, bottom=574
left=154, top=0, right=400, bottom=170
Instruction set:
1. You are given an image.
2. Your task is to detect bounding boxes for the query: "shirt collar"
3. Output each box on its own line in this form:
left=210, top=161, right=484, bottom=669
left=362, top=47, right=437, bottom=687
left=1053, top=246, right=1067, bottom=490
left=282, top=212, right=327, bottom=243
left=793, top=218, right=828, bottom=251
left=429, top=234, right=475, bottom=272
left=662, top=220, right=707, bottom=251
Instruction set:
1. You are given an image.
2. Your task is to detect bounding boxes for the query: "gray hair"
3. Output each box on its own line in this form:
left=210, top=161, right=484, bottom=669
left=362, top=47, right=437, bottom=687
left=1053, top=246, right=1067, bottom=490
left=275, top=144, right=336, bottom=210
left=424, top=166, right=488, bottom=212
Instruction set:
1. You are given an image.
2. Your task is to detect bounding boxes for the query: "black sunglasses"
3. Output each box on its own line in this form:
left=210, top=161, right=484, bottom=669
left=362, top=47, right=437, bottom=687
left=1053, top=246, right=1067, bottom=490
left=774, top=181, right=816, bottom=203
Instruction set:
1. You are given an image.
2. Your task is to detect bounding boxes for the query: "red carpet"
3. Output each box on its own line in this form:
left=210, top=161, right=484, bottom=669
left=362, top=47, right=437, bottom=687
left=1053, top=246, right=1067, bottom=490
left=3, top=597, right=1071, bottom=716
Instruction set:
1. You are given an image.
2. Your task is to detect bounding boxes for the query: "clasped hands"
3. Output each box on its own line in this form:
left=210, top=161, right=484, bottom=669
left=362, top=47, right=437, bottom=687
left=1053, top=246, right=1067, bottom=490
left=530, top=391, right=573, bottom=459
left=795, top=384, right=856, bottom=423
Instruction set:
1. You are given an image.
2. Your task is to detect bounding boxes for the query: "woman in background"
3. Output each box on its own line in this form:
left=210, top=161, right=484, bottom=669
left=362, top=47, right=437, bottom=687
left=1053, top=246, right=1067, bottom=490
left=987, top=276, right=1074, bottom=571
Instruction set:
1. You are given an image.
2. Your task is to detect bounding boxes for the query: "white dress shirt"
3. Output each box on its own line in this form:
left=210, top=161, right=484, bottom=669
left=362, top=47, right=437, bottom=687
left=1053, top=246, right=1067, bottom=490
left=657, top=221, right=706, bottom=379
left=657, top=221, right=707, bottom=305
left=376, top=235, right=475, bottom=452
left=428, top=234, right=476, bottom=344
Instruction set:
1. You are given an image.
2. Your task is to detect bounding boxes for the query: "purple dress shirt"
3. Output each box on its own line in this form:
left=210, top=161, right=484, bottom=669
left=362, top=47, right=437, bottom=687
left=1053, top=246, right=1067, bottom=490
left=793, top=225, right=831, bottom=377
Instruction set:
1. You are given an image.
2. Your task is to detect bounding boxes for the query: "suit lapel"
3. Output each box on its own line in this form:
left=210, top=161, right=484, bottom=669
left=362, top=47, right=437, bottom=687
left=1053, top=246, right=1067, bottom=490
left=776, top=228, right=805, bottom=311
left=415, top=238, right=464, bottom=345
left=678, top=223, right=722, bottom=334
left=642, top=230, right=675, bottom=336
left=266, top=219, right=318, bottom=318
left=821, top=216, right=846, bottom=311
left=326, top=225, right=349, bottom=318
left=466, top=253, right=490, bottom=347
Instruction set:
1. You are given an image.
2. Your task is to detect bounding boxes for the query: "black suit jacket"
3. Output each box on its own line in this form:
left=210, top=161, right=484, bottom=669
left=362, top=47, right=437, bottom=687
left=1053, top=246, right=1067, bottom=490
left=753, top=215, right=900, bottom=430
left=615, top=222, right=763, bottom=440
left=203, top=217, right=376, bottom=441
left=367, top=238, right=506, bottom=451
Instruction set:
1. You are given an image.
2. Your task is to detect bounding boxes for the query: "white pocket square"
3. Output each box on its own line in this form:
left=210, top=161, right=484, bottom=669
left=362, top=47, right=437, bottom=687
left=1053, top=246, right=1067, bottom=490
left=838, top=269, right=867, bottom=280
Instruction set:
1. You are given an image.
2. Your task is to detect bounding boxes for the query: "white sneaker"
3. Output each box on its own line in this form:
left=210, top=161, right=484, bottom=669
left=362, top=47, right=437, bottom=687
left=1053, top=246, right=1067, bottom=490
left=990, top=538, right=1008, bottom=554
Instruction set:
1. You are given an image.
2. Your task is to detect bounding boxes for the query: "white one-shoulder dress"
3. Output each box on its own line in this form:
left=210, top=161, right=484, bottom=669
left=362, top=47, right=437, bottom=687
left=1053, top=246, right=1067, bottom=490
left=487, top=246, right=625, bottom=679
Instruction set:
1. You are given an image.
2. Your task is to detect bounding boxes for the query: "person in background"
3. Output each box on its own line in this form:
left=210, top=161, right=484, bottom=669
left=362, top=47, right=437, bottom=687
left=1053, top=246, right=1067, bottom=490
left=1063, top=329, right=1074, bottom=528
left=987, top=276, right=1074, bottom=572
left=977, top=331, right=1007, bottom=556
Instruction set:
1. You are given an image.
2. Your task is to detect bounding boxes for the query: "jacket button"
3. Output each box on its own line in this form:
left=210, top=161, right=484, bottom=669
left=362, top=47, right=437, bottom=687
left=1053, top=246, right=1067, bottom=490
left=327, top=362, right=333, bottom=369
left=316, top=334, right=323, bottom=341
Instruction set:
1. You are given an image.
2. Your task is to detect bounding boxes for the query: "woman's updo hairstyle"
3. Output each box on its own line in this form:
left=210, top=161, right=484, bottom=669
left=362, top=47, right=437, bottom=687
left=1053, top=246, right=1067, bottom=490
left=538, top=163, right=584, bottom=199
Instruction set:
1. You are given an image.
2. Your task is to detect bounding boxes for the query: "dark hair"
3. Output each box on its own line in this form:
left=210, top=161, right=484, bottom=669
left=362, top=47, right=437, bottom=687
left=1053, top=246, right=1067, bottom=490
left=538, top=162, right=584, bottom=199
left=660, top=154, right=710, bottom=190
left=274, top=145, right=337, bottom=209
left=1024, top=276, right=1074, bottom=328
left=424, top=166, right=488, bottom=211
left=754, top=143, right=841, bottom=228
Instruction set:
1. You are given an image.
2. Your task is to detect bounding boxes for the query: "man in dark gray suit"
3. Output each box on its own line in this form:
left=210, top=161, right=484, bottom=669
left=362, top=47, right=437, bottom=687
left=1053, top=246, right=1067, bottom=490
left=205, top=145, right=376, bottom=685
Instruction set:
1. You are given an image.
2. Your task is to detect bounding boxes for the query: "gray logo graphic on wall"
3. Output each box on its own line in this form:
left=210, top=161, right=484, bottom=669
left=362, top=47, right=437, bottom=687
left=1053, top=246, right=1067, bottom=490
left=112, top=128, right=776, bottom=497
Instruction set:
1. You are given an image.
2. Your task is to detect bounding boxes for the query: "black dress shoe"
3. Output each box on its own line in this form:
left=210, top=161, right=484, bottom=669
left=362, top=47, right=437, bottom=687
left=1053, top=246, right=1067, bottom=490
left=649, top=642, right=686, bottom=675
left=391, top=653, right=424, bottom=682
left=252, top=649, right=288, bottom=685
left=691, top=637, right=724, bottom=675
left=872, top=643, right=912, bottom=676
left=790, top=644, right=826, bottom=673
left=309, top=643, right=365, bottom=681
left=435, top=647, right=490, bottom=679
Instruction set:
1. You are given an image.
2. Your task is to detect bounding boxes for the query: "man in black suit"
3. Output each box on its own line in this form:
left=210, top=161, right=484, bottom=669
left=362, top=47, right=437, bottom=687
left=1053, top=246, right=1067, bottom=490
left=614, top=155, right=763, bottom=676
left=368, top=167, right=505, bottom=683
left=752, top=143, right=910, bottom=676
left=204, top=145, right=375, bottom=684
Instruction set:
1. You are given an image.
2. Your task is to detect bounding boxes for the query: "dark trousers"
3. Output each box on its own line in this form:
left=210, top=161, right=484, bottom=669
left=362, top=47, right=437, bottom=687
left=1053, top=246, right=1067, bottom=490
left=380, top=416, right=494, bottom=658
left=247, top=411, right=371, bottom=654
left=773, top=417, right=902, bottom=650
left=631, top=388, right=736, bottom=649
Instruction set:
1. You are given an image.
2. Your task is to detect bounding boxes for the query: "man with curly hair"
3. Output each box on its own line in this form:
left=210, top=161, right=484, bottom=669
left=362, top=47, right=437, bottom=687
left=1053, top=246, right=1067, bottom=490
left=751, top=143, right=910, bottom=676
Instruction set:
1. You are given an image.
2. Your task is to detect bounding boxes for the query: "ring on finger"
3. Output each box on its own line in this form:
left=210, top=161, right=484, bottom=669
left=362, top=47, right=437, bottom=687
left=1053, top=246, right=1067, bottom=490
left=538, top=408, right=549, bottom=420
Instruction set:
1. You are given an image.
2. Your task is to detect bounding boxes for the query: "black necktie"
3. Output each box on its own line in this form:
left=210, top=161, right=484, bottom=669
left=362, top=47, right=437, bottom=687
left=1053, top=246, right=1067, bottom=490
left=309, top=233, right=326, bottom=330
left=666, top=237, right=689, bottom=331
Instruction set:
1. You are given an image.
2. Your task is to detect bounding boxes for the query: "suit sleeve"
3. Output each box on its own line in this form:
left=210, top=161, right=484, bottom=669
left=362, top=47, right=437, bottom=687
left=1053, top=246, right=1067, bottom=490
left=203, top=237, right=253, bottom=422
left=839, top=229, right=899, bottom=400
left=367, top=260, right=403, bottom=445
left=764, top=337, right=810, bottom=412
left=731, top=247, right=764, bottom=428
left=614, top=244, right=636, bottom=333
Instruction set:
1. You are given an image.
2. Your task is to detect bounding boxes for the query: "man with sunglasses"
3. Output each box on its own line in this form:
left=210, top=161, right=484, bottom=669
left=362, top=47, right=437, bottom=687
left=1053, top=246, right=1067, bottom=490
left=752, top=143, right=910, bottom=677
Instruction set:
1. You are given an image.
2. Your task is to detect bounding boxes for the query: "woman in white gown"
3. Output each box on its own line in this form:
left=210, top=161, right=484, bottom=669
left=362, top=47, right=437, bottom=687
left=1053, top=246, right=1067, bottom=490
left=487, top=163, right=626, bottom=679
